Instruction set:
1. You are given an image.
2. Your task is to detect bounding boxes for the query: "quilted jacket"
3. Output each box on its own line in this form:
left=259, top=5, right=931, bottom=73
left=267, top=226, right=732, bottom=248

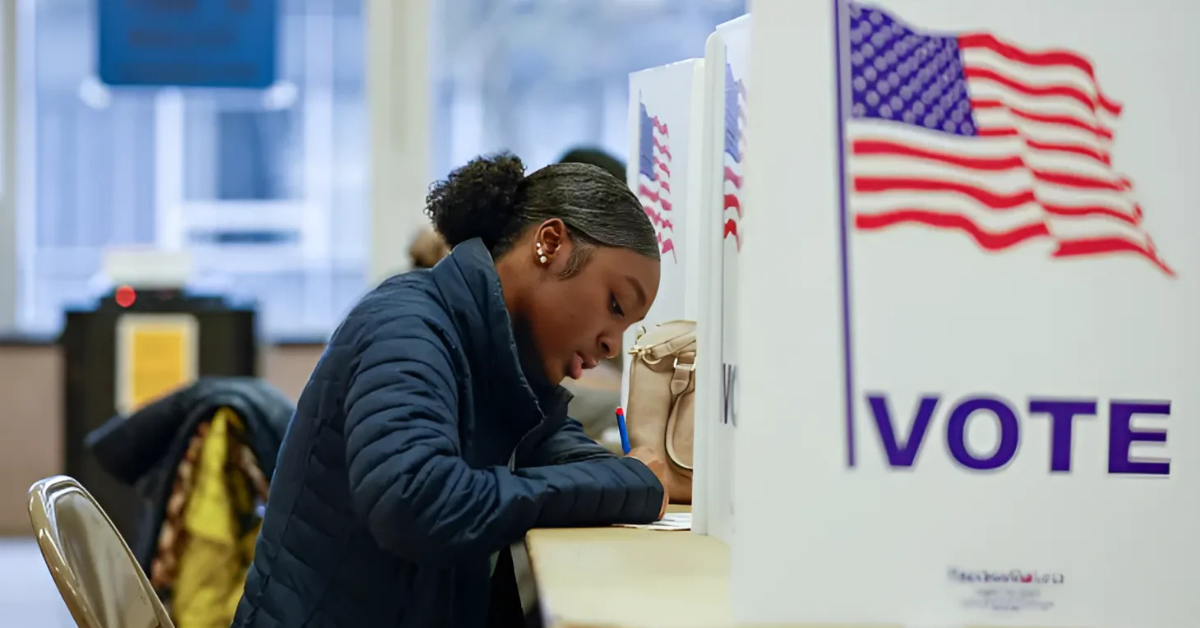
left=231, top=238, right=664, bottom=628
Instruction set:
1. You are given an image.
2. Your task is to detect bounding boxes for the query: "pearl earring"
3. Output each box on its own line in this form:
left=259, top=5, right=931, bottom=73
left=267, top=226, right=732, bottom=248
left=537, top=244, right=547, bottom=265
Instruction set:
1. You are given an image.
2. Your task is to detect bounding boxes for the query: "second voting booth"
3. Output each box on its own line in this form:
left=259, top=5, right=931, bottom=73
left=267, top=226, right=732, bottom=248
left=698, top=15, right=749, bottom=546
left=625, top=58, right=711, bottom=531
left=623, top=15, right=750, bottom=542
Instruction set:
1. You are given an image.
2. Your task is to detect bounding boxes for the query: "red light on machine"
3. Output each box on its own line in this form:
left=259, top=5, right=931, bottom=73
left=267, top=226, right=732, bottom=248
left=115, top=285, right=137, bottom=308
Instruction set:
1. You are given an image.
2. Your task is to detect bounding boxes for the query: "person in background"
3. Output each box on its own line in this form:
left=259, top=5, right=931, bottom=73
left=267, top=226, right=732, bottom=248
left=409, top=226, right=451, bottom=269
left=558, top=146, right=626, bottom=181
left=232, top=153, right=669, bottom=628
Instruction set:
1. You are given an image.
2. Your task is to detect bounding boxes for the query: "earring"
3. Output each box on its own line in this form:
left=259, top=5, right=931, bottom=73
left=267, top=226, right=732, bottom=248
left=537, top=244, right=547, bottom=265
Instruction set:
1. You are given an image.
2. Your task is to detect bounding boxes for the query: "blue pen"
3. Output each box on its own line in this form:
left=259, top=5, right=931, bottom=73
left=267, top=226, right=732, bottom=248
left=616, top=407, right=631, bottom=454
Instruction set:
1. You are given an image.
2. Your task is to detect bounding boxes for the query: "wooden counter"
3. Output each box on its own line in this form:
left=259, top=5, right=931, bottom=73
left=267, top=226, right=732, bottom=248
left=523, top=510, right=737, bottom=628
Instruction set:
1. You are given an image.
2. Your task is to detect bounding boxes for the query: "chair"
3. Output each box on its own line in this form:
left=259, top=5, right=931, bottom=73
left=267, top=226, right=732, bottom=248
left=27, top=475, right=175, bottom=628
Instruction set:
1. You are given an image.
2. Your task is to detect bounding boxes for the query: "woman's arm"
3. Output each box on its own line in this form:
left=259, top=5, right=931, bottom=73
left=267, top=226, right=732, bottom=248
left=520, top=418, right=671, bottom=520
left=523, top=416, right=614, bottom=465
left=343, top=317, right=663, bottom=566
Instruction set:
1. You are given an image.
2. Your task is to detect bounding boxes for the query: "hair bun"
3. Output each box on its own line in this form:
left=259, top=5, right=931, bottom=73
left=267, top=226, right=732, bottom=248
left=425, top=153, right=526, bottom=248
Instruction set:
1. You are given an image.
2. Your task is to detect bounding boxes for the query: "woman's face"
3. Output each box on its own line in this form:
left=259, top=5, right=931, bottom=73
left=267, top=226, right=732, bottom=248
left=504, top=220, right=660, bottom=384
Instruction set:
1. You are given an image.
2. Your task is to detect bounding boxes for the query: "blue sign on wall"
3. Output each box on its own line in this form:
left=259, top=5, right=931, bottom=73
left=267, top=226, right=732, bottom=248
left=98, top=0, right=278, bottom=89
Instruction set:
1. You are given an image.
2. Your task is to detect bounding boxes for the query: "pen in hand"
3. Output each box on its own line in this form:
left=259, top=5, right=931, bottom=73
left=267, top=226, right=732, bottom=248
left=616, top=407, right=631, bottom=454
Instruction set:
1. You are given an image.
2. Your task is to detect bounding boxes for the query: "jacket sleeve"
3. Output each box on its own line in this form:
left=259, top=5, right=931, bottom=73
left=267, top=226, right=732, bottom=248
left=343, top=317, right=664, bottom=566
left=524, top=417, right=616, bottom=465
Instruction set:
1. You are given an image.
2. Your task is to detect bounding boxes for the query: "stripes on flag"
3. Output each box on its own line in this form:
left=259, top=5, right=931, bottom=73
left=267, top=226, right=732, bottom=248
left=724, top=63, right=747, bottom=250
left=638, top=102, right=677, bottom=261
left=844, top=1, right=1172, bottom=276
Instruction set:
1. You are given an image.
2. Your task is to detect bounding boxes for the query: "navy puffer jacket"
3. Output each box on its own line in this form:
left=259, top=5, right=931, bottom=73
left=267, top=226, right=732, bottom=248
left=231, top=238, right=664, bottom=628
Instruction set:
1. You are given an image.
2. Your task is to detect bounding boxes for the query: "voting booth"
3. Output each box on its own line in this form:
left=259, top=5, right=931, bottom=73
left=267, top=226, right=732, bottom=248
left=692, top=15, right=749, bottom=544
left=732, top=1, right=1200, bottom=627
left=626, top=16, right=749, bottom=543
left=623, top=58, right=710, bottom=527
left=624, top=59, right=706, bottom=382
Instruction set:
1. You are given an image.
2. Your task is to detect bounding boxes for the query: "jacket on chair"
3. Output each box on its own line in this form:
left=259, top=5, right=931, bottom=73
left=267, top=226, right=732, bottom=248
left=231, top=238, right=664, bottom=628
left=87, top=377, right=294, bottom=572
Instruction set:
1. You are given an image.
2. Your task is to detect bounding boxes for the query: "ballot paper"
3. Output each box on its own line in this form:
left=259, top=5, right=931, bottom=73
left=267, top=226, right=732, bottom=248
left=613, top=512, right=692, bottom=531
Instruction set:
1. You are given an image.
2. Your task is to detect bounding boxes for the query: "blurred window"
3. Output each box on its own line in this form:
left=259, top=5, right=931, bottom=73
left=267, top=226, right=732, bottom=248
left=17, top=0, right=743, bottom=337
left=17, top=0, right=367, bottom=338
left=430, top=0, right=746, bottom=180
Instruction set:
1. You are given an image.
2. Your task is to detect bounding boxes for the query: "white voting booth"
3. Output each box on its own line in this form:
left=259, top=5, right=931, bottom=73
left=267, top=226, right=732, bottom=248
left=622, top=59, right=709, bottom=524
left=623, top=60, right=706, bottom=379
left=732, top=1, right=1200, bottom=627
left=695, top=15, right=749, bottom=544
left=624, top=18, right=749, bottom=542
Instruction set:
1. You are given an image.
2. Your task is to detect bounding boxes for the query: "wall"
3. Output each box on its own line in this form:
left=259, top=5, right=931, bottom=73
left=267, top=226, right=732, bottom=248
left=0, top=342, right=324, bottom=535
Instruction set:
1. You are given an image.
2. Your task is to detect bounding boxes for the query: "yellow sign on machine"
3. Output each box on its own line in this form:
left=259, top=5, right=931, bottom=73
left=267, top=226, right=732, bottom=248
left=115, top=314, right=199, bottom=414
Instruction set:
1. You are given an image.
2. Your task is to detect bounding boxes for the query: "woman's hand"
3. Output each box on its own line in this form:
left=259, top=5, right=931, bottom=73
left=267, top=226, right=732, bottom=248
left=626, top=447, right=670, bottom=519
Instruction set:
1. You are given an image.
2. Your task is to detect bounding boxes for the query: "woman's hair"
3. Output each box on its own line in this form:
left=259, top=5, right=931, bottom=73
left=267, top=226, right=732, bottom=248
left=425, top=153, right=659, bottom=274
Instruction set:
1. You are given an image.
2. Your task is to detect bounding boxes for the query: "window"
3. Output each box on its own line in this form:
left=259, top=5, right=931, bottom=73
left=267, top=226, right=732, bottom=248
left=18, top=0, right=367, bottom=338
left=17, top=0, right=743, bottom=337
left=431, top=0, right=746, bottom=180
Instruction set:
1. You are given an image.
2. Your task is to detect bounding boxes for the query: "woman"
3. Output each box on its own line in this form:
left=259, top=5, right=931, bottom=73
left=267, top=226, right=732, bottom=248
left=232, top=154, right=669, bottom=628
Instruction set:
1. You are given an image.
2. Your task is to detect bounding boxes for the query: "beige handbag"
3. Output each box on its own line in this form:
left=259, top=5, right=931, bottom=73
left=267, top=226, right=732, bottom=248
left=626, top=320, right=696, bottom=504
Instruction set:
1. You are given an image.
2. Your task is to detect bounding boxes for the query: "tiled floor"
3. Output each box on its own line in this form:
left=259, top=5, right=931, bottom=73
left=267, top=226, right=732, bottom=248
left=0, top=537, right=73, bottom=627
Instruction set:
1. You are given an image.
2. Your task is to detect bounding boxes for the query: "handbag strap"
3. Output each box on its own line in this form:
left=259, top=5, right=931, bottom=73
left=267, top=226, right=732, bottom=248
left=663, top=351, right=695, bottom=470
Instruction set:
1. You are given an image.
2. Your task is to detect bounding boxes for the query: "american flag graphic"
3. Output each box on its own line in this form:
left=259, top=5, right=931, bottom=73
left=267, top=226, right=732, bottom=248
left=723, top=63, right=746, bottom=250
left=844, top=1, right=1173, bottom=276
left=638, top=102, right=677, bottom=261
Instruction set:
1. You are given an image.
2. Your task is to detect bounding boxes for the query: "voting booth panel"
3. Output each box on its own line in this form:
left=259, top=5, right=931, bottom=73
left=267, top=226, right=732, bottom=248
left=693, top=15, right=749, bottom=544
left=734, top=1, right=1200, bottom=626
left=623, top=59, right=710, bottom=525
left=622, top=60, right=706, bottom=400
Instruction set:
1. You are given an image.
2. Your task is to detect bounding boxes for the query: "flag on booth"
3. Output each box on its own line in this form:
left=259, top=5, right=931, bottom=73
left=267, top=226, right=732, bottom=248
left=638, top=102, right=677, bottom=261
left=723, top=63, right=746, bottom=250
left=843, top=1, right=1172, bottom=275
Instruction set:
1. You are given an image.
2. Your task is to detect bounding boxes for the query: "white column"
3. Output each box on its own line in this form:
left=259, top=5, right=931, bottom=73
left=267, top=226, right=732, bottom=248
left=366, top=0, right=432, bottom=284
left=0, top=0, right=18, bottom=331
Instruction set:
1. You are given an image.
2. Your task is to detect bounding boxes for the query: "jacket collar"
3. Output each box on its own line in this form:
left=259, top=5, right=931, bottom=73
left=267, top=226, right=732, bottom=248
left=430, top=238, right=573, bottom=429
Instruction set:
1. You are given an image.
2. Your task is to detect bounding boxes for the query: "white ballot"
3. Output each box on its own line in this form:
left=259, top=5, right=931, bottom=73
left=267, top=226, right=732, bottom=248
left=613, top=512, right=692, bottom=532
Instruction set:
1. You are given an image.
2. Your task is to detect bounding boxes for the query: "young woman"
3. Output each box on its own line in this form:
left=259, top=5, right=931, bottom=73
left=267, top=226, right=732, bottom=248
left=232, top=154, right=669, bottom=628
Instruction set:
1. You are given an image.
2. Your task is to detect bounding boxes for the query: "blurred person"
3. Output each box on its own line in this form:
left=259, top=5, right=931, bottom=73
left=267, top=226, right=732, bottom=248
left=409, top=226, right=451, bottom=269
left=232, top=154, right=669, bottom=628
left=557, top=146, right=626, bottom=181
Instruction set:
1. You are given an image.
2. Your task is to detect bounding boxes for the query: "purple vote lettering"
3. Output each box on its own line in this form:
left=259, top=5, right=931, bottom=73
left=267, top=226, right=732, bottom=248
left=945, top=397, right=1019, bottom=471
left=1108, top=400, right=1171, bottom=476
left=1028, top=399, right=1097, bottom=472
left=866, top=394, right=937, bottom=467
left=865, top=393, right=1172, bottom=476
